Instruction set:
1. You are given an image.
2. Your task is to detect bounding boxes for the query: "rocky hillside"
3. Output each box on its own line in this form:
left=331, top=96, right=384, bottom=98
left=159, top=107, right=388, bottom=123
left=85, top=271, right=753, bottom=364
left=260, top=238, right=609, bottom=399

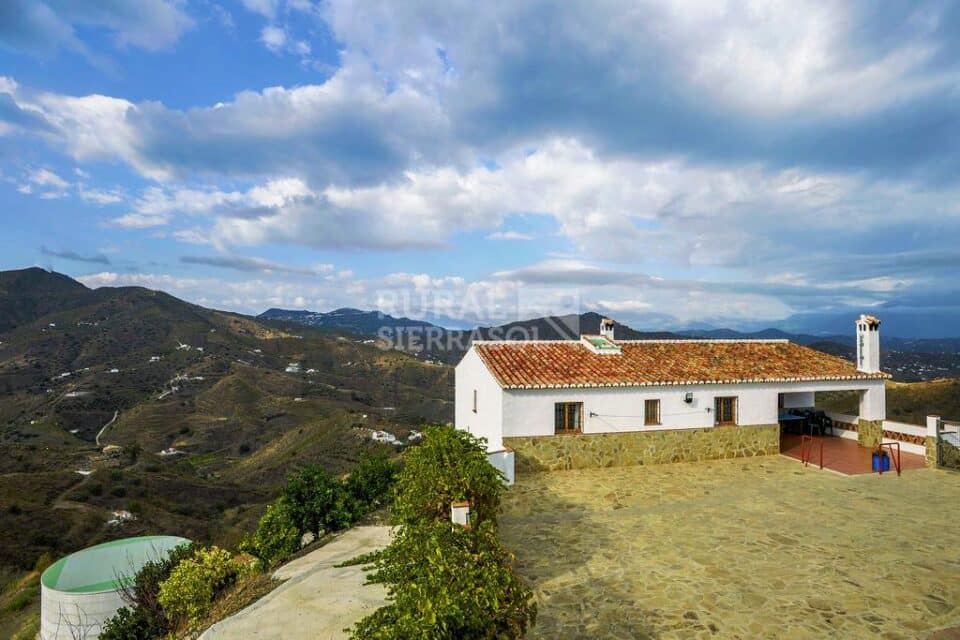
left=0, top=269, right=452, bottom=581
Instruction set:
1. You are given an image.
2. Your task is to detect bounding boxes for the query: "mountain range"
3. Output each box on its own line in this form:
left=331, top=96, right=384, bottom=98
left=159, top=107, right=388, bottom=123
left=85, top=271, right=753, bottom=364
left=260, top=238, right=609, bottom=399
left=259, top=306, right=960, bottom=379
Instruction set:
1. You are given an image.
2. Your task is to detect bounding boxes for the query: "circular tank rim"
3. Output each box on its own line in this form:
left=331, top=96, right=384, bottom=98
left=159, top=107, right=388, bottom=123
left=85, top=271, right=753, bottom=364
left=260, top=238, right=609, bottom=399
left=41, top=535, right=191, bottom=594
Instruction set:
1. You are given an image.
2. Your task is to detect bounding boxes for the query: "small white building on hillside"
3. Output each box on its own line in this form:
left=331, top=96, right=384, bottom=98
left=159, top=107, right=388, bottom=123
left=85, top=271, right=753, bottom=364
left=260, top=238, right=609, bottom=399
left=456, top=316, right=889, bottom=484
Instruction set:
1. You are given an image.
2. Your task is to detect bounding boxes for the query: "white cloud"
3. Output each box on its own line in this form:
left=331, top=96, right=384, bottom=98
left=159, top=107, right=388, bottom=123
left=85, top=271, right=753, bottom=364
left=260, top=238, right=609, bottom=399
left=260, top=25, right=287, bottom=53
left=5, top=65, right=452, bottom=184
left=322, top=0, right=960, bottom=119
left=0, top=0, right=194, bottom=57
left=661, top=1, right=956, bottom=116
left=109, top=213, right=171, bottom=229
left=241, top=0, right=280, bottom=19
left=78, top=186, right=123, bottom=204
left=19, top=167, right=69, bottom=198
left=486, top=230, right=533, bottom=241
left=29, top=168, right=68, bottom=189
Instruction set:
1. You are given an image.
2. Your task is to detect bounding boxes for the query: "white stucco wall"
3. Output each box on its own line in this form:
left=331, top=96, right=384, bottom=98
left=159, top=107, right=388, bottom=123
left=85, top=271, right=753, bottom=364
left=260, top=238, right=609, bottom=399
left=501, top=379, right=886, bottom=438
left=455, top=341, right=887, bottom=448
left=781, top=391, right=815, bottom=408
left=454, top=347, right=504, bottom=451
left=859, top=381, right=886, bottom=420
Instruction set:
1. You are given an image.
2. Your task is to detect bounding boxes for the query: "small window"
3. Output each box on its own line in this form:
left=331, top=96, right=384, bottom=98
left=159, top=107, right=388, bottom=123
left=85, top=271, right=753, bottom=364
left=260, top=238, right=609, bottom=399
left=554, top=402, right=583, bottom=434
left=644, top=399, right=661, bottom=426
left=715, top=396, right=737, bottom=426
left=472, top=389, right=477, bottom=413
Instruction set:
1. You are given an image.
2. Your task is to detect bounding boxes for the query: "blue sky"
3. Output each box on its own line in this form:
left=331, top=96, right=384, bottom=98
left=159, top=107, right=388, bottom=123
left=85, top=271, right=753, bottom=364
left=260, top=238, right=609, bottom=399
left=2, top=1, right=960, bottom=336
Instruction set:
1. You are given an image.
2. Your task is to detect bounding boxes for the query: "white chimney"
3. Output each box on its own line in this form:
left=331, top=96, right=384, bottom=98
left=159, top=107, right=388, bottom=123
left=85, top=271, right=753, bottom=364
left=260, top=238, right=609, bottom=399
left=599, top=317, right=615, bottom=341
left=855, top=314, right=881, bottom=373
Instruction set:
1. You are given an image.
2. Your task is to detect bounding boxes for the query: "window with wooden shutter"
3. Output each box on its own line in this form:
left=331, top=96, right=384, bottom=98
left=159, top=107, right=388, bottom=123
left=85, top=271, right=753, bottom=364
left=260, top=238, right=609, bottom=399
left=554, top=402, right=583, bottom=434
left=644, top=399, right=661, bottom=426
left=714, top=396, right=737, bottom=426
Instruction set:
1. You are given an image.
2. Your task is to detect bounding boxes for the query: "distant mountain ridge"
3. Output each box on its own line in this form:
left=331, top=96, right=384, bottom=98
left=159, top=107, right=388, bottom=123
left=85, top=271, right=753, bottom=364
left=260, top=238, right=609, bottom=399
left=263, top=306, right=960, bottom=380
left=0, top=267, right=92, bottom=332
left=259, top=307, right=438, bottom=335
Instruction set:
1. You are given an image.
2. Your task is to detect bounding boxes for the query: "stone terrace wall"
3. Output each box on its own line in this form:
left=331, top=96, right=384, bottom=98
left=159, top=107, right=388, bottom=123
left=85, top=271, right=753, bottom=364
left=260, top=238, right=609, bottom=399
left=505, top=424, right=779, bottom=473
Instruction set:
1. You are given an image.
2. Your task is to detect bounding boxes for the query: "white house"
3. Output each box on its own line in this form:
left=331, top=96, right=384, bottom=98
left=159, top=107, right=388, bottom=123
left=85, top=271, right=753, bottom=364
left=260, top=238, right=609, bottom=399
left=456, top=316, right=888, bottom=484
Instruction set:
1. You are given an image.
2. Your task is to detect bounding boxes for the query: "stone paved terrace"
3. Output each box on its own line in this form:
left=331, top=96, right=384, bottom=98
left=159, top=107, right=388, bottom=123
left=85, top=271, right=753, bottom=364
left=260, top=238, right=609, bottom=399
left=500, top=456, right=960, bottom=639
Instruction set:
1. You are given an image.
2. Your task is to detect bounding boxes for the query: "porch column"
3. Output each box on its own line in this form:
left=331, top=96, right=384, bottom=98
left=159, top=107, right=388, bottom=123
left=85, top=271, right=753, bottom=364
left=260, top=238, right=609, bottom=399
left=857, top=383, right=885, bottom=448
left=926, top=415, right=940, bottom=467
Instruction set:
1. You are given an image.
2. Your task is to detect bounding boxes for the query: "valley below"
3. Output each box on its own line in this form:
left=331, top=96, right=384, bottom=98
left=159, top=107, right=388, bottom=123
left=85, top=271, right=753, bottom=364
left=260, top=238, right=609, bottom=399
left=1, top=268, right=958, bottom=637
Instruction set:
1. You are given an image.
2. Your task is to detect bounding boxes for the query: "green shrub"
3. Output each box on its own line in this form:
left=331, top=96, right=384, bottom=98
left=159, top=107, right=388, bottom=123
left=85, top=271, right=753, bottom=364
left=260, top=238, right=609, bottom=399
left=158, top=546, right=238, bottom=625
left=106, top=541, right=196, bottom=637
left=392, top=425, right=503, bottom=527
left=239, top=498, right=301, bottom=566
left=100, top=607, right=152, bottom=640
left=351, top=521, right=536, bottom=639
left=344, top=452, right=397, bottom=509
left=284, top=465, right=355, bottom=538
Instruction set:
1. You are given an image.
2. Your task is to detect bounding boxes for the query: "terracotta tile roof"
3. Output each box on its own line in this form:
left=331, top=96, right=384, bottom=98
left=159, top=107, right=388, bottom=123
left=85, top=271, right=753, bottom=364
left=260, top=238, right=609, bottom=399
left=472, top=339, right=890, bottom=389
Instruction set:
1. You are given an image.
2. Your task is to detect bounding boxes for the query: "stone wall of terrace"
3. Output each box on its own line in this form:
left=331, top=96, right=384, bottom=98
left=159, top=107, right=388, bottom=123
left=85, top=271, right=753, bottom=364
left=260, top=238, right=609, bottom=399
left=504, top=424, right=779, bottom=472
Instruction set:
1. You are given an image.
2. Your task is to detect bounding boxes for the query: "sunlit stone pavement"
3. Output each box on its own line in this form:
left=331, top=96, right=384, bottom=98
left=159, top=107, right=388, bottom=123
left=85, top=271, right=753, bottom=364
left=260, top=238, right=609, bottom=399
left=500, top=456, right=960, bottom=639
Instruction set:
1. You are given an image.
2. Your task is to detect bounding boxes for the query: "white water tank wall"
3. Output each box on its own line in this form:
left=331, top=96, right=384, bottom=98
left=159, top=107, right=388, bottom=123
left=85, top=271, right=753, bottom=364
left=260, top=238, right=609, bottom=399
left=41, top=585, right=126, bottom=640
left=40, top=535, right=191, bottom=640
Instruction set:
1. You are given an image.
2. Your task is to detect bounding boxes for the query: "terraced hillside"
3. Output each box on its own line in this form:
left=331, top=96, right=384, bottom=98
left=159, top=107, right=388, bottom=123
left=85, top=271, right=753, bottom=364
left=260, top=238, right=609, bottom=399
left=0, top=269, right=453, bottom=634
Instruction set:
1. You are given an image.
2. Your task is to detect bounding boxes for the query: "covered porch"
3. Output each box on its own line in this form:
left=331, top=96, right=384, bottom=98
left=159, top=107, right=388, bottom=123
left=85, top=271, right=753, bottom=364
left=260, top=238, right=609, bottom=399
left=779, top=432, right=927, bottom=475
left=776, top=389, right=928, bottom=475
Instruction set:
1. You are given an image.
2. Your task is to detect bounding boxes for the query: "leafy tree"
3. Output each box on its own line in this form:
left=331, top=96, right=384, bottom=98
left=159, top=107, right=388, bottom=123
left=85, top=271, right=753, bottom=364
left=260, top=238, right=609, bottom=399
left=392, top=425, right=503, bottom=527
left=352, top=520, right=536, bottom=640
left=239, top=498, right=301, bottom=566
left=344, top=452, right=398, bottom=509
left=284, top=464, right=355, bottom=538
left=350, top=425, right=533, bottom=639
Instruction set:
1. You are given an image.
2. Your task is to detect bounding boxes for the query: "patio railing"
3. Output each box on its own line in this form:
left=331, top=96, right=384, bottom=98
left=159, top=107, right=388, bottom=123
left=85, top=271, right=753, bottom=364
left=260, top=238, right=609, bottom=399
left=800, top=435, right=824, bottom=470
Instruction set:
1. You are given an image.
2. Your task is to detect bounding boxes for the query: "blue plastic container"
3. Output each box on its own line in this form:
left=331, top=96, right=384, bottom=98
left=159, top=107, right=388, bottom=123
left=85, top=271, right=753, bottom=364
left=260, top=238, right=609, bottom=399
left=871, top=452, right=890, bottom=472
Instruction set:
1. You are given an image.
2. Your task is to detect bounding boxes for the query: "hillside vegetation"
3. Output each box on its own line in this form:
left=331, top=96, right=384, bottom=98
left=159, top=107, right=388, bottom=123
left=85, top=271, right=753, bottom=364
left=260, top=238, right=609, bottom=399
left=818, top=379, right=960, bottom=424
left=0, top=269, right=453, bottom=634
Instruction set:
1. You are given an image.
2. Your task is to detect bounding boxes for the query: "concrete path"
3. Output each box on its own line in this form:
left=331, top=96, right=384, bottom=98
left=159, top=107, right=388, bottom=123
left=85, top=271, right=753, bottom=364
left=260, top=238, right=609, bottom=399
left=200, top=526, right=392, bottom=640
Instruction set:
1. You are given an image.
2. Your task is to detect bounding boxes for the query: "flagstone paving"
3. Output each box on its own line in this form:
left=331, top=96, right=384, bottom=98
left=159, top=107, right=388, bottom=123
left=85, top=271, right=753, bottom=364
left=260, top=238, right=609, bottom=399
left=500, top=456, right=960, bottom=639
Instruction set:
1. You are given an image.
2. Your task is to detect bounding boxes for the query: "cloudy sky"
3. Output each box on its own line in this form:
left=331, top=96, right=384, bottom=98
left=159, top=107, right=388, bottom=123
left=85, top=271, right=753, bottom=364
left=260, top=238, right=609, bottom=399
left=2, top=1, right=960, bottom=336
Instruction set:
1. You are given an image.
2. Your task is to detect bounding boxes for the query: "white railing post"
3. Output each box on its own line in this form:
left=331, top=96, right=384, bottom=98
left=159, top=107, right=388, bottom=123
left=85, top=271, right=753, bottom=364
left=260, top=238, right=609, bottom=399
left=926, top=415, right=941, bottom=467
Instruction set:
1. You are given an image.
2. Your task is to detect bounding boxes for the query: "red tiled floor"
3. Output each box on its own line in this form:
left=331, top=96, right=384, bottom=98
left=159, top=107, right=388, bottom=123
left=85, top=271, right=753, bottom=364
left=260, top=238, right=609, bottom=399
left=780, top=433, right=927, bottom=475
